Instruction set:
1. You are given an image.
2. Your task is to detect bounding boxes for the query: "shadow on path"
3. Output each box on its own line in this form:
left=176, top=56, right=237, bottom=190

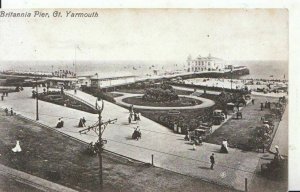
left=198, top=166, right=211, bottom=170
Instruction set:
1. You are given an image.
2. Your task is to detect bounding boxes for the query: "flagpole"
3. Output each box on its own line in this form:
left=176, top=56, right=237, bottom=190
left=74, top=45, right=77, bottom=77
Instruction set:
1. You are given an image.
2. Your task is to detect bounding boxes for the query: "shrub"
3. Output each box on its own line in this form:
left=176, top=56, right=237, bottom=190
left=142, top=85, right=179, bottom=102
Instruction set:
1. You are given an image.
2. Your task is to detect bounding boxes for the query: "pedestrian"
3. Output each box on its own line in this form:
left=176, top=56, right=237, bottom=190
left=129, top=104, right=134, bottom=113
left=224, top=109, right=228, bottom=119
left=74, top=88, right=77, bottom=94
left=260, top=103, right=264, bottom=111
left=134, top=113, right=137, bottom=121
left=128, top=115, right=131, bottom=124
left=210, top=153, right=215, bottom=170
left=82, top=117, right=86, bottom=127
left=193, top=140, right=196, bottom=150
left=136, top=113, right=141, bottom=121
left=78, top=118, right=83, bottom=127
left=10, top=108, right=14, bottom=116
left=4, top=108, right=8, bottom=116
left=1, top=95, right=3, bottom=101
left=265, top=101, right=268, bottom=108
left=56, top=118, right=64, bottom=128
left=56, top=118, right=61, bottom=128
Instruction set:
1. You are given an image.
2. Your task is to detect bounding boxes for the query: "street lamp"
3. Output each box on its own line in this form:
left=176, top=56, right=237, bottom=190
left=230, top=68, right=233, bottom=91
left=95, top=73, right=99, bottom=88
left=96, top=98, right=104, bottom=188
left=35, top=79, right=39, bottom=121
left=79, top=99, right=117, bottom=189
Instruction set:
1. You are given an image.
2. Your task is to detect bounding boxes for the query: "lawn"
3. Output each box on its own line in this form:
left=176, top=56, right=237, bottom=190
left=205, top=96, right=281, bottom=150
left=38, top=92, right=97, bottom=114
left=0, top=112, right=237, bottom=192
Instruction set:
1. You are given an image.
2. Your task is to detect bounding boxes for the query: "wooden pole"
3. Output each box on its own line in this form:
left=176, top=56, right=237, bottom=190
left=36, top=80, right=39, bottom=121
left=98, top=110, right=103, bottom=190
left=151, top=154, right=154, bottom=166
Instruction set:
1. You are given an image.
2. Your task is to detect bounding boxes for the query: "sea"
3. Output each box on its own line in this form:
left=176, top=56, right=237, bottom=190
left=0, top=60, right=288, bottom=80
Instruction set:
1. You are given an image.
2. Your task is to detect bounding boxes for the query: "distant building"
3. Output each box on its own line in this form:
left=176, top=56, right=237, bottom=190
left=187, top=54, right=226, bottom=72
left=90, top=74, right=136, bottom=88
left=46, top=77, right=77, bottom=88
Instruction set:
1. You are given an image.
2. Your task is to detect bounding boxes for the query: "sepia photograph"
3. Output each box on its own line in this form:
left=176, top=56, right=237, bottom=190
left=0, top=9, right=288, bottom=191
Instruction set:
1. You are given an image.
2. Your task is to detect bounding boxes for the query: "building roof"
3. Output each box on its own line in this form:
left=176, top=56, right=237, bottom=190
left=193, top=54, right=223, bottom=61
left=46, top=77, right=78, bottom=82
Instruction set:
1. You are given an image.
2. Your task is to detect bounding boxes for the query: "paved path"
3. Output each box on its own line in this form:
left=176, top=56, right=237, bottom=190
left=112, top=91, right=215, bottom=110
left=270, top=105, right=288, bottom=157
left=0, top=164, right=77, bottom=192
left=0, top=88, right=262, bottom=191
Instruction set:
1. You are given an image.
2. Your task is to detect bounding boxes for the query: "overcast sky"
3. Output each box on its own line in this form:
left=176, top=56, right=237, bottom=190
left=0, top=9, right=288, bottom=61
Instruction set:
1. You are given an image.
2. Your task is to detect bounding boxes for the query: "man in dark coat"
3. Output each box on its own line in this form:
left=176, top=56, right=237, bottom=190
left=10, top=108, right=14, bottom=116
left=210, top=153, right=215, bottom=170
left=82, top=117, right=86, bottom=127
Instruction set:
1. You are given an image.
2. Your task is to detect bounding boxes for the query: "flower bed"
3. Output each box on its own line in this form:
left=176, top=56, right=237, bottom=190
left=37, top=91, right=97, bottom=114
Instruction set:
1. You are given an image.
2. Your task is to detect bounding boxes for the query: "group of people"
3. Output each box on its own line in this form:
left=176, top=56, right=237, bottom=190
left=1, top=92, right=9, bottom=101
left=52, top=69, right=76, bottom=78
left=4, top=108, right=14, bottom=116
left=128, top=112, right=141, bottom=124
left=132, top=127, right=142, bottom=140
left=260, top=100, right=273, bottom=111
left=78, top=117, right=86, bottom=127
left=128, top=105, right=141, bottom=124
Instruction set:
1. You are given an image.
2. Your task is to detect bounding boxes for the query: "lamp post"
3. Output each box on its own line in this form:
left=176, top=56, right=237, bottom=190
left=36, top=79, right=39, bottom=121
left=230, top=68, right=233, bottom=91
left=79, top=99, right=117, bottom=189
left=95, top=73, right=99, bottom=88
left=94, top=99, right=117, bottom=189
left=95, top=98, right=105, bottom=189
left=97, top=99, right=103, bottom=188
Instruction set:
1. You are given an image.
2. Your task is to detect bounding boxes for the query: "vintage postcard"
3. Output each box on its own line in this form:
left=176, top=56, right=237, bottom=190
left=0, top=9, right=288, bottom=191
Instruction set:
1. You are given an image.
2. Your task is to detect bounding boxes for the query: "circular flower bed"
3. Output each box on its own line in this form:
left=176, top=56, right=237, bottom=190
left=123, top=96, right=202, bottom=107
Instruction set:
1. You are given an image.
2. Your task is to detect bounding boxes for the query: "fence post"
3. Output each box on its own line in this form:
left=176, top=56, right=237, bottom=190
left=151, top=154, right=154, bottom=166
left=245, top=178, right=248, bottom=192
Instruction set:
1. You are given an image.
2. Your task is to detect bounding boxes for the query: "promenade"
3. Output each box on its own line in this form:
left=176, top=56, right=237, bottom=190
left=1, top=88, right=263, bottom=191
left=270, top=105, right=288, bottom=156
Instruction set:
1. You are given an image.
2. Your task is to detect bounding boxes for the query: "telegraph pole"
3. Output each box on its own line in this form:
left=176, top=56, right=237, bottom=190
left=230, top=68, right=233, bottom=91
left=36, top=79, right=39, bottom=121
left=79, top=99, right=117, bottom=190
left=98, top=107, right=103, bottom=188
